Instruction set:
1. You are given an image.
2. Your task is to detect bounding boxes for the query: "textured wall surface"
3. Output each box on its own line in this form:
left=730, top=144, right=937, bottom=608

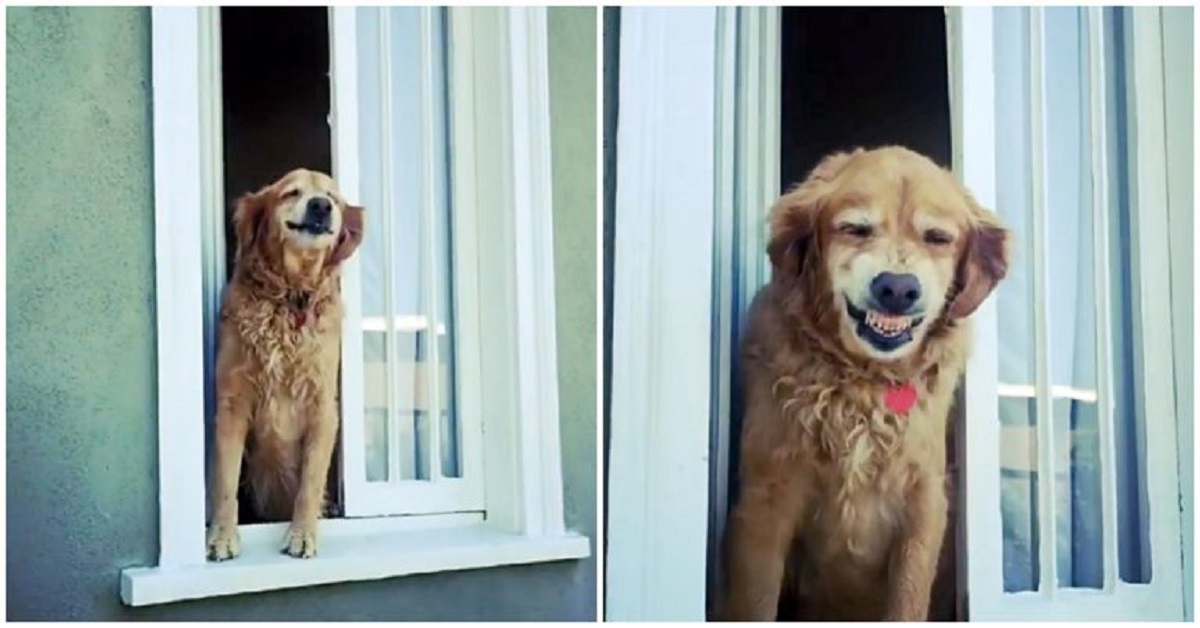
left=548, top=6, right=599, bottom=621
left=6, top=6, right=597, bottom=620
left=6, top=7, right=161, bottom=620
left=1162, top=6, right=1194, bottom=619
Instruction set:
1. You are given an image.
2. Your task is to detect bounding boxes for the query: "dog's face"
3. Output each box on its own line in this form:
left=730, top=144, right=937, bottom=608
left=768, top=147, right=1010, bottom=362
left=233, top=168, right=364, bottom=273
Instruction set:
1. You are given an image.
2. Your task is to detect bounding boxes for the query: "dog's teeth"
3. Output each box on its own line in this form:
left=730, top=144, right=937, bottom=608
left=864, top=309, right=913, bottom=337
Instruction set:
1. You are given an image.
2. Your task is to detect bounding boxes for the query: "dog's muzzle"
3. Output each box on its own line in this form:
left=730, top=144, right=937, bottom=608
left=286, top=197, right=334, bottom=236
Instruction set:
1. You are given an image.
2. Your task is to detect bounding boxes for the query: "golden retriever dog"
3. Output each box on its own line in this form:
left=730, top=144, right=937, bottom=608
left=205, top=168, right=364, bottom=560
left=721, top=147, right=1009, bottom=620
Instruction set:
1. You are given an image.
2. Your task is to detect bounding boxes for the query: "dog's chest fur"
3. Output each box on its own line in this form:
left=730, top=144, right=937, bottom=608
left=765, top=344, right=964, bottom=615
left=236, top=297, right=335, bottom=373
left=223, top=293, right=341, bottom=436
left=779, top=381, right=921, bottom=554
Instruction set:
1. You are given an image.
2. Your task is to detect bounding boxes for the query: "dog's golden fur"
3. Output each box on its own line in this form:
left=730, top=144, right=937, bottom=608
left=205, top=168, right=364, bottom=560
left=721, top=147, right=1010, bottom=620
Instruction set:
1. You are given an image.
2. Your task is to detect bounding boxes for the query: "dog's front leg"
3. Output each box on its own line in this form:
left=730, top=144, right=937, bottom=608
left=207, top=394, right=251, bottom=561
left=283, top=397, right=338, bottom=558
left=884, top=475, right=948, bottom=621
left=721, top=481, right=803, bottom=621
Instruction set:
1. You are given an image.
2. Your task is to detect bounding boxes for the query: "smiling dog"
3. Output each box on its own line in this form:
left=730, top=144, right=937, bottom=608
left=206, top=168, right=364, bottom=560
left=721, top=147, right=1009, bottom=620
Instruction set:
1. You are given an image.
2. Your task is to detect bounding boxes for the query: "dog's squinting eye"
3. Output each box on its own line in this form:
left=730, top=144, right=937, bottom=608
left=923, top=229, right=954, bottom=245
left=838, top=223, right=874, bottom=238
left=282, top=189, right=301, bottom=200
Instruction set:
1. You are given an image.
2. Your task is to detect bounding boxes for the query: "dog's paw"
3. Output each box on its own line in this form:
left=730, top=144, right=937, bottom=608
left=281, top=521, right=319, bottom=558
left=206, top=523, right=241, bottom=561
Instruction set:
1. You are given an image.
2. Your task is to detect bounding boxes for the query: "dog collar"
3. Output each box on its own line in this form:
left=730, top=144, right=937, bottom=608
left=290, top=291, right=315, bottom=330
left=884, top=381, right=918, bottom=415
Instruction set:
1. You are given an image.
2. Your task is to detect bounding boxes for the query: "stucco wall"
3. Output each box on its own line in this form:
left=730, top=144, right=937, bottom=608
left=1162, top=6, right=1194, bottom=619
left=547, top=6, right=599, bottom=620
left=6, top=7, right=161, bottom=618
left=6, top=6, right=596, bottom=620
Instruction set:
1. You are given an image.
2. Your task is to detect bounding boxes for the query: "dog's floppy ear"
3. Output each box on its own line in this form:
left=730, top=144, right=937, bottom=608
left=233, top=190, right=270, bottom=257
left=328, top=204, right=365, bottom=267
left=767, top=150, right=858, bottom=276
left=947, top=195, right=1011, bottom=318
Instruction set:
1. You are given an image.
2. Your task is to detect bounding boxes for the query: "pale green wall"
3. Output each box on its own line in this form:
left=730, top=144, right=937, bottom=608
left=1162, top=6, right=1193, bottom=619
left=6, top=6, right=596, bottom=620
left=548, top=8, right=598, bottom=602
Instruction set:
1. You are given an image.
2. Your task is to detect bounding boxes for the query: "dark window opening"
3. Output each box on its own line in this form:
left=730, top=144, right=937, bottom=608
left=717, top=8, right=959, bottom=620
left=779, top=7, right=955, bottom=619
left=217, top=7, right=341, bottom=524
left=780, top=8, right=952, bottom=185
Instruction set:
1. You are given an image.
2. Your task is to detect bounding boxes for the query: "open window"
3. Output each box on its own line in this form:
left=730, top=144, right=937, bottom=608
left=606, top=6, right=1187, bottom=621
left=216, top=6, right=341, bottom=524
left=774, top=7, right=958, bottom=620
left=338, top=8, right=484, bottom=517
left=211, top=6, right=482, bottom=525
left=122, top=6, right=588, bottom=607
left=954, top=6, right=1185, bottom=619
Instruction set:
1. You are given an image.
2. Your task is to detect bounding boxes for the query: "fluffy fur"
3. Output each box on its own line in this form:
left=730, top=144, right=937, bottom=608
left=721, top=147, right=1010, bottom=620
left=206, top=168, right=364, bottom=560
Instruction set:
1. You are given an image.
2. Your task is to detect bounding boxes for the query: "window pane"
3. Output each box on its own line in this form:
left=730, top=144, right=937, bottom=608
left=364, top=410, right=390, bottom=482
left=1105, top=7, right=1151, bottom=583
left=363, top=331, right=390, bottom=481
left=999, top=396, right=1040, bottom=592
left=1042, top=7, right=1101, bottom=589
left=436, top=323, right=460, bottom=478
left=993, top=6, right=1152, bottom=591
left=1056, top=398, right=1103, bottom=588
left=429, top=18, right=460, bottom=479
left=993, top=7, right=1041, bottom=592
left=356, top=7, right=459, bottom=484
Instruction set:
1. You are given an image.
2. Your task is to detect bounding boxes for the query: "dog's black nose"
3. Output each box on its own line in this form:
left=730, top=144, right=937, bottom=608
left=306, top=196, right=332, bottom=217
left=870, top=272, right=922, bottom=314
left=304, top=197, right=333, bottom=230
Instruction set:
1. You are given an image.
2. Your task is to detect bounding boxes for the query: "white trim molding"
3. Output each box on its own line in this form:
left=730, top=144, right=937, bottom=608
left=122, top=517, right=583, bottom=607
left=707, top=5, right=780, bottom=615
left=148, top=5, right=212, bottom=570
left=1124, top=6, right=1185, bottom=618
left=507, top=7, right=568, bottom=538
left=121, top=6, right=588, bottom=607
left=606, top=9, right=781, bottom=619
left=445, top=6, right=573, bottom=539
left=947, top=6, right=1006, bottom=613
left=606, top=7, right=719, bottom=621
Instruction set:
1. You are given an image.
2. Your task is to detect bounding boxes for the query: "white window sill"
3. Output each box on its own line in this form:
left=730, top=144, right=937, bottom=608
left=120, top=520, right=591, bottom=607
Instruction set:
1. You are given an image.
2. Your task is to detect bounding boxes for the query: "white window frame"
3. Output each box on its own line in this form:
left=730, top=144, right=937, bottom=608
left=120, top=6, right=588, bottom=608
left=337, top=7, right=486, bottom=518
left=605, top=7, right=778, bottom=621
left=606, top=8, right=718, bottom=621
left=954, top=6, right=1186, bottom=620
left=706, top=6, right=780, bottom=618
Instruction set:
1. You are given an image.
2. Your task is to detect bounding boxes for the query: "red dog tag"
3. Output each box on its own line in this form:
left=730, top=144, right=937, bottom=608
left=884, top=382, right=918, bottom=415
